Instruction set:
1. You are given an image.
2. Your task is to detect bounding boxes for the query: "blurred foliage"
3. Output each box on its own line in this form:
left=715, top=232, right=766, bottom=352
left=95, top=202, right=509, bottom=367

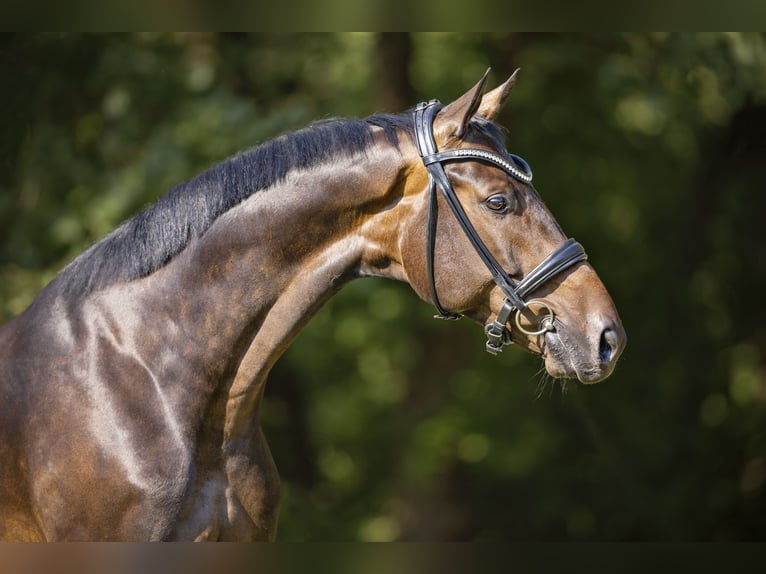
left=1, top=33, right=766, bottom=541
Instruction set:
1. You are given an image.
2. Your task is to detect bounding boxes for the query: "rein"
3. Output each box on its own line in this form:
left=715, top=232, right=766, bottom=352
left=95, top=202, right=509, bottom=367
left=413, top=99, right=588, bottom=354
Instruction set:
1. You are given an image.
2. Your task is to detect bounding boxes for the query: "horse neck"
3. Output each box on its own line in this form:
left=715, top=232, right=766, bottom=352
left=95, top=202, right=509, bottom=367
left=128, top=134, right=412, bottom=435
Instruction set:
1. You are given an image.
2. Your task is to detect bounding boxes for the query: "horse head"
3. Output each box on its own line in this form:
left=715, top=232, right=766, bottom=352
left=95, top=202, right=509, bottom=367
left=395, top=70, right=626, bottom=383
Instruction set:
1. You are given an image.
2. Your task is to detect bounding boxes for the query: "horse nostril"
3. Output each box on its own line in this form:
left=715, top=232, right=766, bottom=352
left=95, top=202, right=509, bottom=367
left=599, top=327, right=620, bottom=365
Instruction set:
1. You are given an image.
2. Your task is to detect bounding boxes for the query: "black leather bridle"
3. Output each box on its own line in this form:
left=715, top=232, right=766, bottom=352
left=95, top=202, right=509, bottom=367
left=413, top=99, right=588, bottom=354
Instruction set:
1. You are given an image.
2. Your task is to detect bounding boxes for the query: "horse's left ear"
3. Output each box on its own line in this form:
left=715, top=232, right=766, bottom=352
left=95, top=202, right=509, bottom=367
left=433, top=68, right=491, bottom=142
left=477, top=68, right=520, bottom=121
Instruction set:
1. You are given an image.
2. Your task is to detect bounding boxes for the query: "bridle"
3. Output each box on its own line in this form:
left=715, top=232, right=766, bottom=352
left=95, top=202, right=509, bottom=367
left=413, top=99, right=588, bottom=354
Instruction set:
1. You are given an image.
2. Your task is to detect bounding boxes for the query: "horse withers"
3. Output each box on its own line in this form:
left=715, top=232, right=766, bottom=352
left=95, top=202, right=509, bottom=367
left=0, top=69, right=625, bottom=540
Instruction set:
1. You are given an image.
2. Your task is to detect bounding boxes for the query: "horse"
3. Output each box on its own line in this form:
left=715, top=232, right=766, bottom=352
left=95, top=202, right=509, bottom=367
left=0, top=69, right=625, bottom=541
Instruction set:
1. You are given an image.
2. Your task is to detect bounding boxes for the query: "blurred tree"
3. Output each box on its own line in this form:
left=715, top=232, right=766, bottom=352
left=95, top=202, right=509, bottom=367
left=374, top=33, right=413, bottom=112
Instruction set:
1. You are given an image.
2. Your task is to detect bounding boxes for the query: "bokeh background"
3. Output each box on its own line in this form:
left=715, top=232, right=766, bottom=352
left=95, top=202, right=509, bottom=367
left=1, top=33, right=765, bottom=541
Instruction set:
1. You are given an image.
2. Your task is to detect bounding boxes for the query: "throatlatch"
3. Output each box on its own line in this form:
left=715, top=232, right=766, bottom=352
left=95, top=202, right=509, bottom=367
left=413, top=99, right=588, bottom=354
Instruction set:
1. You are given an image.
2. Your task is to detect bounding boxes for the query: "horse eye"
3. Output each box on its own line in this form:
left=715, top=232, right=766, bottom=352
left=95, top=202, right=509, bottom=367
left=485, top=195, right=510, bottom=213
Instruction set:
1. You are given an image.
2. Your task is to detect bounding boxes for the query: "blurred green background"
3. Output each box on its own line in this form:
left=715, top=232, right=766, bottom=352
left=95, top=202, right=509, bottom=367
left=1, top=33, right=765, bottom=541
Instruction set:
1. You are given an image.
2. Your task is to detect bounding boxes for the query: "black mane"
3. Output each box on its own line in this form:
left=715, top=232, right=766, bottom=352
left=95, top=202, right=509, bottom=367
left=56, top=113, right=411, bottom=297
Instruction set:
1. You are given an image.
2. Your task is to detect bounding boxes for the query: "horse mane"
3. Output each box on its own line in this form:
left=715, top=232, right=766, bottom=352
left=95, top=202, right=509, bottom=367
left=54, top=109, right=504, bottom=298
left=54, top=112, right=411, bottom=298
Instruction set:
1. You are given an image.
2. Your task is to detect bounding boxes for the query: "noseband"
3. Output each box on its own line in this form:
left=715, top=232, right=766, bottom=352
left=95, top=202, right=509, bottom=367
left=413, top=99, right=588, bottom=354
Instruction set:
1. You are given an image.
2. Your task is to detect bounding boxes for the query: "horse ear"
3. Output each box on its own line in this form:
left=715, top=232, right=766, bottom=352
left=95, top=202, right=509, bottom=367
left=477, top=68, right=520, bottom=121
left=433, top=68, right=491, bottom=142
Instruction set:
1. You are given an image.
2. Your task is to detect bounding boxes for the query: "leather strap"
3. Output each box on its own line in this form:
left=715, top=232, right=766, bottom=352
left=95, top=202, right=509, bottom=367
left=426, top=173, right=460, bottom=319
left=514, top=238, right=587, bottom=300
left=417, top=101, right=460, bottom=319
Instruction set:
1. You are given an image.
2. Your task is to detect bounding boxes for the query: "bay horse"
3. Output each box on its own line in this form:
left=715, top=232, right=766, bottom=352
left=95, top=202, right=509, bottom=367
left=0, top=69, right=625, bottom=541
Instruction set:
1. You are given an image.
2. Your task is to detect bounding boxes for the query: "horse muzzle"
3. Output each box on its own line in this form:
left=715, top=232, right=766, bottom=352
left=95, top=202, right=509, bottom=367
left=541, top=315, right=626, bottom=383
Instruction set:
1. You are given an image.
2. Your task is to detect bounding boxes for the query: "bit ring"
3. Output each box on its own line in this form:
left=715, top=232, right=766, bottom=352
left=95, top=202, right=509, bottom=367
left=514, top=299, right=555, bottom=336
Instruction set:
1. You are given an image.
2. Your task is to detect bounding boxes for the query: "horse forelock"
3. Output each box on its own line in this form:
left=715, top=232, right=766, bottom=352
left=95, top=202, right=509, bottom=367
left=468, top=116, right=510, bottom=153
